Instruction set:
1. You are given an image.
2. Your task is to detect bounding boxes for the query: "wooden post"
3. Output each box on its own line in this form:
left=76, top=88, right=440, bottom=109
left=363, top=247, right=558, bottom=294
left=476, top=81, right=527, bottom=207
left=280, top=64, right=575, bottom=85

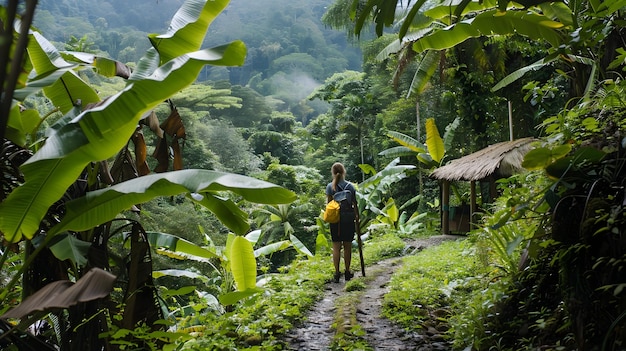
left=355, top=208, right=365, bottom=277
left=470, top=180, right=477, bottom=230
left=442, top=180, right=450, bottom=234
left=508, top=100, right=514, bottom=141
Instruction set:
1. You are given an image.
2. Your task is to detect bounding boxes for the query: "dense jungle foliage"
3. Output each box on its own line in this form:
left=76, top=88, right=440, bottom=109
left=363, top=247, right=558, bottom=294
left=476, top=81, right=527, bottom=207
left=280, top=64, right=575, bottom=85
left=1, top=0, right=625, bottom=350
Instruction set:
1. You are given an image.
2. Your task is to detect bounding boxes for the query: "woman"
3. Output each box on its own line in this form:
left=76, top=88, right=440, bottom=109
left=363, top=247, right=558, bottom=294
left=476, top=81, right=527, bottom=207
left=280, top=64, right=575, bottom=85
left=325, top=162, right=357, bottom=283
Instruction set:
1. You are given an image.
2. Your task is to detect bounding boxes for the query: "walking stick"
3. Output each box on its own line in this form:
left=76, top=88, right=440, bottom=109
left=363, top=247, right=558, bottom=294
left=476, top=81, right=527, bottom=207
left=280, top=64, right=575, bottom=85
left=355, top=207, right=365, bottom=277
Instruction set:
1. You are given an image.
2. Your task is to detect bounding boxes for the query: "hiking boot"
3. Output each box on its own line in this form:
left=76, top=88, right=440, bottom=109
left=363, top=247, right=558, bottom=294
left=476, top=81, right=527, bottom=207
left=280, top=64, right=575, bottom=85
left=345, top=271, right=354, bottom=281
left=333, top=272, right=341, bottom=283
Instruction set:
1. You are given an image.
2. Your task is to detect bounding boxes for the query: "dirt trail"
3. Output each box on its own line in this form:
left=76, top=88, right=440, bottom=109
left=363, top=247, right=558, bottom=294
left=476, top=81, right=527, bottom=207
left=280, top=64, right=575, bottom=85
left=285, top=235, right=460, bottom=351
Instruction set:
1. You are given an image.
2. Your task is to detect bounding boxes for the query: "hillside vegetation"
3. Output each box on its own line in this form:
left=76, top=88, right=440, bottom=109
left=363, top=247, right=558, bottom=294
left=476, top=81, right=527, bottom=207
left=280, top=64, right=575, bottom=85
left=1, top=0, right=625, bottom=350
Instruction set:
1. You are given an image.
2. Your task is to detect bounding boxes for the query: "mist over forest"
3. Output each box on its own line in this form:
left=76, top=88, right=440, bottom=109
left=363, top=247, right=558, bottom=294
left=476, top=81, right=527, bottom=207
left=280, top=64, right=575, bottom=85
left=33, top=0, right=363, bottom=125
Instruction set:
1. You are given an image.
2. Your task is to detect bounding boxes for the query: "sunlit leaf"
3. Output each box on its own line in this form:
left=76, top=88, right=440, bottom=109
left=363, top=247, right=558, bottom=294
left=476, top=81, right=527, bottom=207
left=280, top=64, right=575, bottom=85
left=229, top=236, right=256, bottom=291
left=425, top=118, right=444, bottom=163
left=146, top=231, right=219, bottom=261
left=412, top=10, right=564, bottom=53
left=148, top=0, right=230, bottom=64
left=26, top=31, right=100, bottom=113
left=387, top=131, right=426, bottom=152
left=358, top=163, right=377, bottom=176
left=245, top=229, right=262, bottom=244
left=407, top=50, right=439, bottom=97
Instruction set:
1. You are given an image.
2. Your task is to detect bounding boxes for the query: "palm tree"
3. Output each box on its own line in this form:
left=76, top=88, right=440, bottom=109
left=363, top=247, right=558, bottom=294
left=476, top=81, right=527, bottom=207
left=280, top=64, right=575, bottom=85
left=253, top=203, right=314, bottom=262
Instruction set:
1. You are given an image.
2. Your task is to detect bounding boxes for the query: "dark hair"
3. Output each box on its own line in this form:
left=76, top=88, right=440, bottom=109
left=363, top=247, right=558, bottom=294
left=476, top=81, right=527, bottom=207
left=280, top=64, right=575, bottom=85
left=331, top=162, right=346, bottom=191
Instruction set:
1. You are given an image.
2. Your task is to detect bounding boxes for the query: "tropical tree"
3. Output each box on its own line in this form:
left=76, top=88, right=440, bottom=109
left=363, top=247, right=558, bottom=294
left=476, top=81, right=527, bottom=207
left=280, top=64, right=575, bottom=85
left=0, top=1, right=296, bottom=349
left=252, top=203, right=314, bottom=264
left=309, top=70, right=383, bottom=180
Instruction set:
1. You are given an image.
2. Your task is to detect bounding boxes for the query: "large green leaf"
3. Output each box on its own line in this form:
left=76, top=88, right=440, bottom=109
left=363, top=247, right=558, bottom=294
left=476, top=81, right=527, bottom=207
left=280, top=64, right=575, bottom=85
left=218, top=287, right=262, bottom=306
left=424, top=0, right=499, bottom=20
left=191, top=191, right=253, bottom=235
left=522, top=144, right=572, bottom=170
left=48, top=234, right=92, bottom=267
left=229, top=235, right=257, bottom=291
left=0, top=0, right=247, bottom=243
left=491, top=57, right=556, bottom=91
left=153, top=270, right=210, bottom=283
left=51, top=170, right=295, bottom=236
left=0, top=42, right=247, bottom=243
left=148, top=0, right=229, bottom=64
left=26, top=31, right=100, bottom=113
left=378, top=145, right=418, bottom=158
left=442, top=117, right=460, bottom=152
left=412, top=10, right=564, bottom=53
left=538, top=2, right=573, bottom=26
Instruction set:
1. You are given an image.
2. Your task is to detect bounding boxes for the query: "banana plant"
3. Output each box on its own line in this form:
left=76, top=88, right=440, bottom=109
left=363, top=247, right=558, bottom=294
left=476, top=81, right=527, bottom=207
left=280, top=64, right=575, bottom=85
left=380, top=117, right=459, bottom=169
left=0, top=0, right=295, bottom=349
left=355, top=159, right=415, bottom=234
left=0, top=2, right=250, bottom=244
left=367, top=196, right=426, bottom=236
left=147, top=229, right=286, bottom=310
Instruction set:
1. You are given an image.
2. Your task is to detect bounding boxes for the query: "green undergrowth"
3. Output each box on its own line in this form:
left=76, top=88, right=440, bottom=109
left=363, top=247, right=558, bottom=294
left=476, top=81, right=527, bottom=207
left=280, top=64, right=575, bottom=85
left=383, top=240, right=490, bottom=342
left=175, top=231, right=425, bottom=350
left=176, top=254, right=331, bottom=350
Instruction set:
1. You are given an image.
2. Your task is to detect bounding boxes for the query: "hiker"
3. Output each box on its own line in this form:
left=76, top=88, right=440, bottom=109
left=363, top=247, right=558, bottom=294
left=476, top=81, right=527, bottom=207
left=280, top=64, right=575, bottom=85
left=325, top=162, right=357, bottom=283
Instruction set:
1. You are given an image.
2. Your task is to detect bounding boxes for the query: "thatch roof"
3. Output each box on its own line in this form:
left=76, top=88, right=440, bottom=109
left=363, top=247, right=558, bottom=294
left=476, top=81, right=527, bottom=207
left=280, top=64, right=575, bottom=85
left=430, top=138, right=536, bottom=181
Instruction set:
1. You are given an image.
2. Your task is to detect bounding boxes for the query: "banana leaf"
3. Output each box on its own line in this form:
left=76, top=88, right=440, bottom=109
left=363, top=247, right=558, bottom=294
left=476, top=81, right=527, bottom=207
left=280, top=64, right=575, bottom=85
left=52, top=170, right=296, bottom=236
left=0, top=0, right=247, bottom=243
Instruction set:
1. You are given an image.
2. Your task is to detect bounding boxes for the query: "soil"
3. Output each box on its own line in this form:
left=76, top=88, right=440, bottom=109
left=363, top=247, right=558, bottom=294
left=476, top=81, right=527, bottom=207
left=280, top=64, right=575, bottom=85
left=284, top=235, right=462, bottom=351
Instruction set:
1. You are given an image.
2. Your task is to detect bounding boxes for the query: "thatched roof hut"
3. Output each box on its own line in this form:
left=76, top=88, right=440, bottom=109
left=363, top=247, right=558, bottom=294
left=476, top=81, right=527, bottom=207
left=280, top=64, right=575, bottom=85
left=431, top=137, right=536, bottom=181
left=430, top=137, right=536, bottom=234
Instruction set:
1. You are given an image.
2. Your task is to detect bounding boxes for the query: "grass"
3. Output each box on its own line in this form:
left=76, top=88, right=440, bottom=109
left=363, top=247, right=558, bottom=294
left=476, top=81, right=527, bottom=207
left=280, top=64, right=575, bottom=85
left=382, top=239, right=489, bottom=339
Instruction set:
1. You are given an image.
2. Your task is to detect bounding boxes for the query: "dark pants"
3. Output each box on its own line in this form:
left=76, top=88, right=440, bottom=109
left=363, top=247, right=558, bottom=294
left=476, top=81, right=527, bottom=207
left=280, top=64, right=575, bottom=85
left=330, top=211, right=355, bottom=242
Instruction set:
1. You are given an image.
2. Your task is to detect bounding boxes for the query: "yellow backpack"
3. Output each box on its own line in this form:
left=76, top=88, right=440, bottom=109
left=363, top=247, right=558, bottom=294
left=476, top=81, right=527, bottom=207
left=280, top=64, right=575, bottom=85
left=323, top=199, right=341, bottom=223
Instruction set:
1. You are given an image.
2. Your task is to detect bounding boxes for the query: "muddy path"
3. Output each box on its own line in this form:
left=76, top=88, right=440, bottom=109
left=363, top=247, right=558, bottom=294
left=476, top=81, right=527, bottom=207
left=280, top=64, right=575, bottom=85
left=284, top=235, right=460, bottom=351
